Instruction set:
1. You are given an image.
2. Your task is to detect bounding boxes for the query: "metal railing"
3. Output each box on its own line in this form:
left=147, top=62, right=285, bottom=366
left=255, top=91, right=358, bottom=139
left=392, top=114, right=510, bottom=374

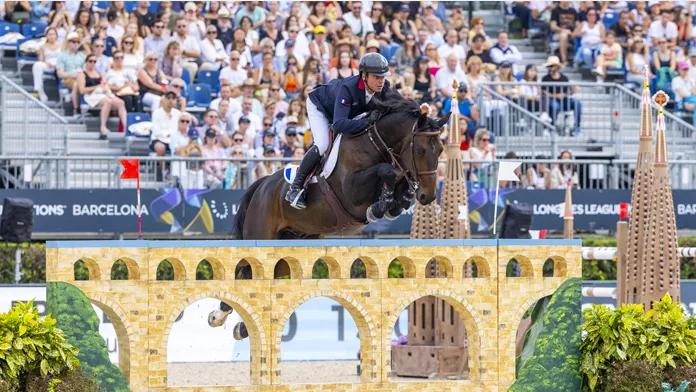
left=477, top=81, right=696, bottom=160
left=0, top=75, right=70, bottom=156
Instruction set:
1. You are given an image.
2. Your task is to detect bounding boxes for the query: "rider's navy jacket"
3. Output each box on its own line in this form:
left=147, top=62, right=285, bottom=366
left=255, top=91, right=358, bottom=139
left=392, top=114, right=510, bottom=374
left=308, top=75, right=392, bottom=135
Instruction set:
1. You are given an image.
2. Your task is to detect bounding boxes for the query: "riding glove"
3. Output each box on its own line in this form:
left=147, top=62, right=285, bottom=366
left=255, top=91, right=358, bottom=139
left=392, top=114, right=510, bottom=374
left=367, top=110, right=381, bottom=125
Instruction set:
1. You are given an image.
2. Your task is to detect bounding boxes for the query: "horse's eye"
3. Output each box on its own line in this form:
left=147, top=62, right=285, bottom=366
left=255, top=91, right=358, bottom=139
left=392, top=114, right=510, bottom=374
left=415, top=146, right=425, bottom=156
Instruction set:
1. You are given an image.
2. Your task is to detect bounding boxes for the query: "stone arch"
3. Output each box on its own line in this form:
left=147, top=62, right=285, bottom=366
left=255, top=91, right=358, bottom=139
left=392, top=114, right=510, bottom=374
left=545, top=256, right=568, bottom=277
left=508, top=287, right=559, bottom=363
left=157, top=258, right=186, bottom=280
left=350, top=256, right=379, bottom=279
left=162, top=291, right=267, bottom=385
left=313, top=257, right=340, bottom=279
left=235, top=257, right=263, bottom=279
left=274, top=257, right=302, bottom=279
left=275, top=291, right=376, bottom=383
left=385, top=288, right=483, bottom=381
left=426, top=256, right=453, bottom=278
left=87, top=293, right=136, bottom=384
left=507, top=255, right=533, bottom=278
left=388, top=256, right=416, bottom=278
left=75, top=258, right=100, bottom=281
left=113, top=258, right=140, bottom=280
left=464, top=256, right=491, bottom=278
left=197, top=258, right=225, bottom=280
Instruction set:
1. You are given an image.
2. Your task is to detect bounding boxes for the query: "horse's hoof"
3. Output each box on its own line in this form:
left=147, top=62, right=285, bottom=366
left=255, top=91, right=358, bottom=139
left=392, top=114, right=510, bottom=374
left=366, top=206, right=380, bottom=223
left=233, top=322, right=249, bottom=340
left=384, top=209, right=402, bottom=221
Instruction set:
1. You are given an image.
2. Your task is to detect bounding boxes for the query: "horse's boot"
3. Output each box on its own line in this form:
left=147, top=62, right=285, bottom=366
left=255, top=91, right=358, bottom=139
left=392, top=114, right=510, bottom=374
left=384, top=189, right=414, bottom=221
left=285, top=145, right=321, bottom=209
left=233, top=322, right=249, bottom=340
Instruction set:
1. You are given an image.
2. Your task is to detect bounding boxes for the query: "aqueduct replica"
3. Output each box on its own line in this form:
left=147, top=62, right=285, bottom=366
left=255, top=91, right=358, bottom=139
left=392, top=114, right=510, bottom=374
left=46, top=239, right=580, bottom=391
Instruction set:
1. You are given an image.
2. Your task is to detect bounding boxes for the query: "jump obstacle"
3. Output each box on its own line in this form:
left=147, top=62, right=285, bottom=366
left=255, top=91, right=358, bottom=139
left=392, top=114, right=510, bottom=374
left=46, top=239, right=580, bottom=391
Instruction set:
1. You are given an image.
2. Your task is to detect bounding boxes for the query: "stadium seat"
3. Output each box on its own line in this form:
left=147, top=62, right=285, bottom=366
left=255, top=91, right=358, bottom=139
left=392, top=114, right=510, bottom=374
left=15, top=37, right=39, bottom=71
left=0, top=22, right=20, bottom=37
left=602, top=11, right=619, bottom=28
left=181, top=68, right=191, bottom=85
left=21, top=22, right=48, bottom=38
left=187, top=84, right=212, bottom=107
left=125, top=113, right=151, bottom=155
left=196, top=70, right=220, bottom=94
left=124, top=1, right=136, bottom=13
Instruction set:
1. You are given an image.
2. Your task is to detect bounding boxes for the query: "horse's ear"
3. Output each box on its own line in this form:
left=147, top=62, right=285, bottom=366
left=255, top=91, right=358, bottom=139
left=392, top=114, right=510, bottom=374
left=417, top=111, right=429, bottom=127
left=437, top=112, right=452, bottom=129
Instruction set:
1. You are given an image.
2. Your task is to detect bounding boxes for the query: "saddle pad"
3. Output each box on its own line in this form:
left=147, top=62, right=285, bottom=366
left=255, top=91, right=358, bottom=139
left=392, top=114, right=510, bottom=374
left=283, top=134, right=342, bottom=184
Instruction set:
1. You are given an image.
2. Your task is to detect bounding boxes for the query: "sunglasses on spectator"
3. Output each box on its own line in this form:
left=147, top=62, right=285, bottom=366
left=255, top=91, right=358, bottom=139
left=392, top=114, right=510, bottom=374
left=171, top=84, right=183, bottom=89
left=264, top=122, right=272, bottom=126
left=270, top=88, right=280, bottom=92
left=114, top=56, right=124, bottom=59
left=69, top=40, right=79, bottom=44
left=124, top=41, right=134, bottom=45
left=94, top=44, right=104, bottom=48
left=231, top=57, right=240, bottom=61
left=207, top=30, right=217, bottom=34
left=147, top=57, right=157, bottom=61
left=180, top=119, right=190, bottom=123
left=86, top=59, right=96, bottom=63
left=233, top=138, right=244, bottom=142
left=154, top=24, right=164, bottom=28
left=481, top=138, right=490, bottom=142
left=209, top=114, right=219, bottom=119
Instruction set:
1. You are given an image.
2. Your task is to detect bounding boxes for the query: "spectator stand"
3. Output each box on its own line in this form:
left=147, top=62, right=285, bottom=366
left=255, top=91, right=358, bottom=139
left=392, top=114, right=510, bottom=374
left=124, top=112, right=151, bottom=156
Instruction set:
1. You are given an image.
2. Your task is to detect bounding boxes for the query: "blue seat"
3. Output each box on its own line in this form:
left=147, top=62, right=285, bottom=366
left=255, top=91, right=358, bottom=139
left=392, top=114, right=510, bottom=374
left=21, top=21, right=47, bottom=38
left=15, top=37, right=39, bottom=70
left=196, top=70, right=220, bottom=94
left=187, top=84, right=212, bottom=107
left=126, top=112, right=151, bottom=137
left=0, top=22, right=20, bottom=37
left=124, top=1, right=136, bottom=13
left=603, top=11, right=619, bottom=28
left=181, top=68, right=191, bottom=85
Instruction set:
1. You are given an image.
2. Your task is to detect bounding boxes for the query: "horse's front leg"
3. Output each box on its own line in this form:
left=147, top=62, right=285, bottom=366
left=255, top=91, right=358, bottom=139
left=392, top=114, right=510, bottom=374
left=366, top=164, right=397, bottom=223
left=384, top=181, right=415, bottom=221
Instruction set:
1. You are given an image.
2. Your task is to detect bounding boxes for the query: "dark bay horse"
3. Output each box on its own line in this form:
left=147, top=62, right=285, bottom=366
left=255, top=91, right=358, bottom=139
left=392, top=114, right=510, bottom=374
left=208, top=92, right=450, bottom=337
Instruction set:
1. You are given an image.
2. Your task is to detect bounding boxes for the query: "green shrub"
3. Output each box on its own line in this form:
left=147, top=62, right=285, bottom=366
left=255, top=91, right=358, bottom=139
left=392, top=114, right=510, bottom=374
left=604, top=360, right=663, bottom=392
left=582, top=294, right=696, bottom=391
left=663, top=365, right=696, bottom=392
left=0, top=300, right=79, bottom=389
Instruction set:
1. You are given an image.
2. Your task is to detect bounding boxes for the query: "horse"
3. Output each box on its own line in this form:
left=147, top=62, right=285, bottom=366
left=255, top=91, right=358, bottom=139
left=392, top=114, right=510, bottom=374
left=208, top=91, right=451, bottom=339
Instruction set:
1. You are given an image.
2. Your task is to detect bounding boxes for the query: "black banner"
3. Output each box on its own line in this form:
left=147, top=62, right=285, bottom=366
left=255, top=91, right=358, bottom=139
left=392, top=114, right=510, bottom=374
left=0, top=189, right=694, bottom=234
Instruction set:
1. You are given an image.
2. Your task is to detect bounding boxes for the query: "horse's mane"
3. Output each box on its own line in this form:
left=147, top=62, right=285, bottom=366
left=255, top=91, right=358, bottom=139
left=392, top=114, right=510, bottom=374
left=372, top=89, right=440, bottom=130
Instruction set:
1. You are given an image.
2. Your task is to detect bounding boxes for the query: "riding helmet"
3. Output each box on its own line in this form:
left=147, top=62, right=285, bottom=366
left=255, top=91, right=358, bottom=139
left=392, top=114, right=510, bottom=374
left=359, top=53, right=391, bottom=77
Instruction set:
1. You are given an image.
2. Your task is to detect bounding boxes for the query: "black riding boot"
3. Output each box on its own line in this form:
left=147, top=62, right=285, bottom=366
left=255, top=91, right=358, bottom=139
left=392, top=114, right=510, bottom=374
left=285, top=145, right=321, bottom=209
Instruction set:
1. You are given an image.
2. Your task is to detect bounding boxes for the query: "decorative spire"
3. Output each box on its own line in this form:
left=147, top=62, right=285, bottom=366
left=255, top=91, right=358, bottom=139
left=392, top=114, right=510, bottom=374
left=640, top=65, right=653, bottom=138
left=652, top=91, right=669, bottom=163
left=449, top=79, right=460, bottom=144
left=564, top=182, right=573, bottom=219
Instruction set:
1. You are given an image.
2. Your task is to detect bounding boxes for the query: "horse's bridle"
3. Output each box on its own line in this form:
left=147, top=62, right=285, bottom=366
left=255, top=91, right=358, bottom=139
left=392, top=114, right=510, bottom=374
left=367, top=117, right=441, bottom=192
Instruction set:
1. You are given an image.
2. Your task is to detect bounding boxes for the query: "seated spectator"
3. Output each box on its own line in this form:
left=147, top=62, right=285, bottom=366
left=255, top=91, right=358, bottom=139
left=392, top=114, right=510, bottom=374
left=308, top=26, right=331, bottom=68
left=182, top=1, right=205, bottom=40
left=134, top=1, right=155, bottom=28
left=412, top=56, right=437, bottom=103
left=423, top=15, right=445, bottom=48
left=93, top=20, right=118, bottom=56
left=443, top=83, right=479, bottom=133
left=439, top=28, right=469, bottom=68
left=160, top=41, right=183, bottom=81
left=218, top=99, right=233, bottom=133
left=541, top=56, right=582, bottom=136
left=126, top=12, right=149, bottom=39
left=495, top=62, right=519, bottom=99
left=170, top=16, right=201, bottom=78
left=593, top=31, right=623, bottom=82
left=652, top=38, right=677, bottom=91
left=435, top=54, right=468, bottom=100
left=255, top=144, right=282, bottom=179
left=520, top=64, right=545, bottom=116
left=77, top=54, right=127, bottom=140
left=253, top=51, right=281, bottom=91
left=120, top=35, right=143, bottom=70
left=201, top=24, right=227, bottom=71
left=91, top=39, right=112, bottom=74
left=674, top=7, right=692, bottom=49
left=630, top=1, right=650, bottom=29
left=235, top=116, right=256, bottom=150
left=73, top=8, right=96, bottom=36
left=72, top=25, right=93, bottom=54
left=268, top=83, right=288, bottom=115
left=465, top=56, right=489, bottom=99
left=210, top=85, right=242, bottom=115
left=31, top=1, right=51, bottom=21
left=219, top=51, right=246, bottom=97
left=198, top=109, right=232, bottom=147
left=236, top=79, right=264, bottom=118
left=490, top=31, right=522, bottom=73
left=121, top=23, right=145, bottom=54
left=107, top=50, right=142, bottom=112
left=105, top=10, right=125, bottom=41
left=467, top=34, right=493, bottom=71
left=343, top=1, right=374, bottom=39
left=167, top=78, right=188, bottom=112
left=672, top=61, right=696, bottom=114
left=57, top=33, right=87, bottom=116
left=107, top=2, right=128, bottom=28
left=386, top=59, right=406, bottom=90
left=229, top=130, right=252, bottom=157
left=448, top=2, right=467, bottom=31
left=609, top=11, right=632, bottom=51
left=138, top=51, right=167, bottom=110
left=394, top=33, right=420, bottom=77
left=329, top=51, right=358, bottom=81
left=280, top=126, right=301, bottom=157
left=33, top=27, right=61, bottom=102
left=391, top=4, right=417, bottom=46
left=424, top=42, right=444, bottom=77
left=626, top=38, right=650, bottom=87
left=259, top=13, right=282, bottom=45
left=524, top=158, right=551, bottom=189
left=151, top=91, right=181, bottom=160
left=227, top=28, right=252, bottom=68
left=468, top=16, right=493, bottom=50
left=550, top=1, right=578, bottom=65
left=510, top=1, right=533, bottom=39
left=144, top=18, right=169, bottom=57
left=216, top=8, right=234, bottom=48
left=572, top=8, right=605, bottom=68
left=224, top=145, right=247, bottom=190
left=255, top=126, right=280, bottom=158
left=277, top=27, right=308, bottom=65
left=253, top=38, right=277, bottom=68
left=202, top=128, right=228, bottom=189
left=648, top=9, right=678, bottom=49
left=465, top=128, right=495, bottom=182
left=302, top=57, right=325, bottom=90
left=286, top=99, right=308, bottom=134
left=549, top=150, right=580, bottom=189
left=48, top=3, right=71, bottom=42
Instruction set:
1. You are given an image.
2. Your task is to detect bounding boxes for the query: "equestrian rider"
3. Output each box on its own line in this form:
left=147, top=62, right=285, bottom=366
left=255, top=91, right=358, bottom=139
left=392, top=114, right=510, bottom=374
left=285, top=52, right=392, bottom=209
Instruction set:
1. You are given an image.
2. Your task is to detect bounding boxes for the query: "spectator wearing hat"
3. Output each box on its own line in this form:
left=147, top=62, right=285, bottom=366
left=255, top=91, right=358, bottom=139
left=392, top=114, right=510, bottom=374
left=309, top=25, right=332, bottom=69
left=438, top=29, right=467, bottom=70
left=687, top=47, right=696, bottom=82
left=281, top=126, right=301, bottom=157
left=235, top=117, right=256, bottom=150
left=219, top=51, right=247, bottom=96
left=198, top=109, right=232, bottom=148
left=255, top=143, right=282, bottom=179
left=672, top=61, right=696, bottom=114
left=215, top=8, right=234, bottom=48
left=181, top=1, right=206, bottom=40
left=234, top=0, right=266, bottom=29
left=541, top=56, right=583, bottom=136
left=200, top=24, right=227, bottom=71
left=343, top=1, right=374, bottom=39
left=255, top=128, right=281, bottom=159
left=236, top=79, right=264, bottom=117
left=467, top=34, right=493, bottom=70
left=230, top=96, right=262, bottom=134
left=57, top=32, right=87, bottom=116
left=202, top=128, right=228, bottom=189
left=365, top=39, right=382, bottom=54
left=169, top=16, right=201, bottom=79
left=210, top=85, right=242, bottom=117
left=391, top=4, right=417, bottom=45
left=151, top=91, right=182, bottom=159
left=144, top=18, right=169, bottom=57
left=93, top=19, right=119, bottom=57
left=490, top=31, right=522, bottom=73
left=443, top=83, right=479, bottom=135
left=275, top=39, right=305, bottom=73
left=331, top=39, right=357, bottom=69
left=277, top=25, right=310, bottom=64
left=435, top=54, right=468, bottom=99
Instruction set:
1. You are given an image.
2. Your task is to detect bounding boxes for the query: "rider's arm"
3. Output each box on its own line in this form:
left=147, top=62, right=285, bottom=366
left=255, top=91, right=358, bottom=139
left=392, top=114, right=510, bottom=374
left=331, top=85, right=368, bottom=134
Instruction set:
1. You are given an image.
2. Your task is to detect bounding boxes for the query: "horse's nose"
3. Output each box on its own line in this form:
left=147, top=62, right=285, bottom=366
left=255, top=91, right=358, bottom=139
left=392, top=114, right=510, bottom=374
left=419, top=193, right=427, bottom=203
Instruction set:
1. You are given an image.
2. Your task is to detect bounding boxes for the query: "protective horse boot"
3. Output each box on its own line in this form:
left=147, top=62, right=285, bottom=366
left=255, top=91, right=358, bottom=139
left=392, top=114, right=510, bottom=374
left=285, top=145, right=321, bottom=209
left=233, top=322, right=248, bottom=340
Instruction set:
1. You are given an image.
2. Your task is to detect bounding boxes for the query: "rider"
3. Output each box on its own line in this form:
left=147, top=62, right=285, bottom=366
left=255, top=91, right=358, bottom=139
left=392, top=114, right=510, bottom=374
left=285, top=52, right=393, bottom=209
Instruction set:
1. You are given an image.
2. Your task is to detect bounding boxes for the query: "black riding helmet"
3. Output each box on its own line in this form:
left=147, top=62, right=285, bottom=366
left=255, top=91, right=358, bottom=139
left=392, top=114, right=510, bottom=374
left=359, top=53, right=391, bottom=77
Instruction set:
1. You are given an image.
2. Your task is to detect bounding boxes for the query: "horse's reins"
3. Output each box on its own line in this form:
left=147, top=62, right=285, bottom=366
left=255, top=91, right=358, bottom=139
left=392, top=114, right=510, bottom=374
left=367, top=116, right=441, bottom=192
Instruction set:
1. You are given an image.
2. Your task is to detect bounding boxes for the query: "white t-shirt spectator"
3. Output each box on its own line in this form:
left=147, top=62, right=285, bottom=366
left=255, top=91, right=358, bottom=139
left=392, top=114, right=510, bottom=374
left=187, top=19, right=206, bottom=41
left=151, top=107, right=182, bottom=144
left=200, top=38, right=227, bottom=65
left=343, top=12, right=374, bottom=38
left=169, top=34, right=200, bottom=63
left=220, top=66, right=247, bottom=87
left=210, top=97, right=242, bottom=115
left=229, top=111, right=262, bottom=134
left=276, top=37, right=311, bottom=61
left=648, top=20, right=678, bottom=43
left=106, top=67, right=137, bottom=89
left=107, top=24, right=124, bottom=41
left=170, top=130, right=191, bottom=156
left=435, top=66, right=468, bottom=97
left=671, top=76, right=695, bottom=103
left=427, top=31, right=445, bottom=48
left=437, top=44, right=466, bottom=62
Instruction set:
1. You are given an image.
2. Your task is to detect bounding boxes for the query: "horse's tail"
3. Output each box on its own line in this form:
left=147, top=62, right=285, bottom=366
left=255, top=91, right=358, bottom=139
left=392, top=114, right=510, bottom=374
left=232, top=176, right=269, bottom=240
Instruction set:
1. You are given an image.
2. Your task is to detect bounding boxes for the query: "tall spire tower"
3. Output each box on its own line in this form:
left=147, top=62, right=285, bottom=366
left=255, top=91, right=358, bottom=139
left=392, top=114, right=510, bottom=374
left=641, top=92, right=680, bottom=308
left=623, top=65, right=655, bottom=305
left=563, top=183, right=574, bottom=239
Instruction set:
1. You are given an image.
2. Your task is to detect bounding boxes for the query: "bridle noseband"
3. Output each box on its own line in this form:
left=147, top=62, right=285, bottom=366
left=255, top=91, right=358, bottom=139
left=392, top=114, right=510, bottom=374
left=367, top=115, right=441, bottom=192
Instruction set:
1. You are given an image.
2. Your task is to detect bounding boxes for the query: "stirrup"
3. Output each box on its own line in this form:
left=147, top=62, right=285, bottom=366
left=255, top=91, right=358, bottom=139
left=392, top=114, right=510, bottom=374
left=289, top=188, right=306, bottom=209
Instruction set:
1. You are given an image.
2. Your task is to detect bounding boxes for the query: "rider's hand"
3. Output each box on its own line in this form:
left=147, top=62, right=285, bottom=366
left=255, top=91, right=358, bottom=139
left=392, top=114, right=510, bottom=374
left=367, top=110, right=380, bottom=125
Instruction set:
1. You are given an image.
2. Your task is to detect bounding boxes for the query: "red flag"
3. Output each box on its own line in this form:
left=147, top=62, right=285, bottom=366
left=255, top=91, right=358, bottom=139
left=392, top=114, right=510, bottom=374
left=619, top=203, right=629, bottom=220
left=120, top=159, right=140, bottom=179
